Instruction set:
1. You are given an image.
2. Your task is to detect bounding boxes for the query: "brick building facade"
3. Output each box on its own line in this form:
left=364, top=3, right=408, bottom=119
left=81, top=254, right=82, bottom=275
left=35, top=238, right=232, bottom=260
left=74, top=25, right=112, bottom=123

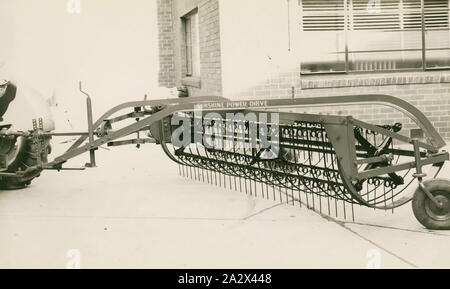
left=157, top=0, right=450, bottom=140
left=157, top=0, right=222, bottom=96
left=157, top=0, right=176, bottom=88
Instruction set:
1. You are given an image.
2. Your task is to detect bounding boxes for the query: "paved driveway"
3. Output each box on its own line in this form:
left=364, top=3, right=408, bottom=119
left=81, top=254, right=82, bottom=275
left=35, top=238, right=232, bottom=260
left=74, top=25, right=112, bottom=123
left=0, top=143, right=449, bottom=268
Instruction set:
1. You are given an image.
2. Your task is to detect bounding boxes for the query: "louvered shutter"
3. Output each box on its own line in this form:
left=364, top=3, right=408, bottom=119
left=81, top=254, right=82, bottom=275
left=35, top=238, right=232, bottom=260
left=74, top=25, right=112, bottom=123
left=351, top=0, right=401, bottom=30
left=300, top=0, right=347, bottom=73
left=301, top=0, right=345, bottom=31
left=425, top=0, right=449, bottom=28
left=424, top=0, right=450, bottom=68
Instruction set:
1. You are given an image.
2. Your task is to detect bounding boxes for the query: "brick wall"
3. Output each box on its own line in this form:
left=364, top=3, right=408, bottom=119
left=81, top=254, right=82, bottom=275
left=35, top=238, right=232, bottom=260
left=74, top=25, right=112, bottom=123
left=157, top=0, right=222, bottom=96
left=157, top=0, right=176, bottom=88
left=235, top=71, right=450, bottom=140
left=157, top=0, right=449, bottom=141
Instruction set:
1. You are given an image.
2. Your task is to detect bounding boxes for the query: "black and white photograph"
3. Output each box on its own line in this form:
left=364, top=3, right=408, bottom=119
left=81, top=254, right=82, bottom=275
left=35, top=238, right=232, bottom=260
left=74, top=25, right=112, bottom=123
left=0, top=0, right=450, bottom=272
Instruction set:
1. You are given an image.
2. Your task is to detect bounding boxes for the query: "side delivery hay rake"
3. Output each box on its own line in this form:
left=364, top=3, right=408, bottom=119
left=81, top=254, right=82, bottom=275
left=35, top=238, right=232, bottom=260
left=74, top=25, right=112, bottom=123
left=1, top=87, right=449, bottom=230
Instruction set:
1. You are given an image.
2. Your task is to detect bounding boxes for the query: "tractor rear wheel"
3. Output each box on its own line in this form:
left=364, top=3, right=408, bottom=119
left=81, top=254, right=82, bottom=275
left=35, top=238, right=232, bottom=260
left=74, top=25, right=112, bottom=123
left=412, top=179, right=450, bottom=230
left=0, top=136, right=50, bottom=190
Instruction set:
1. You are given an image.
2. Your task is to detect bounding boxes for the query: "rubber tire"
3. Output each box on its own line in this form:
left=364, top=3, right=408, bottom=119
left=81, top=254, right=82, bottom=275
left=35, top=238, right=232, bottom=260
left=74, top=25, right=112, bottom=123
left=0, top=137, right=50, bottom=190
left=412, top=179, right=450, bottom=230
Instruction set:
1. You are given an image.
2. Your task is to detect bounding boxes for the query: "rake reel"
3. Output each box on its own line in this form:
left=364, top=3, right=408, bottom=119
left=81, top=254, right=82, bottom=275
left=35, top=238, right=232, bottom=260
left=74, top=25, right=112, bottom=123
left=2, top=91, right=449, bottom=230
left=157, top=105, right=449, bottom=229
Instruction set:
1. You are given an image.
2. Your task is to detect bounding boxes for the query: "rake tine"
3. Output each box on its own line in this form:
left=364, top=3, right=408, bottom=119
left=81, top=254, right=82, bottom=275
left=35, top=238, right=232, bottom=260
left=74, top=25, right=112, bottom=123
left=343, top=199, right=347, bottom=220
left=290, top=188, right=294, bottom=206
left=289, top=188, right=293, bottom=205
left=279, top=186, right=283, bottom=203
left=335, top=197, right=338, bottom=218
left=374, top=180, right=377, bottom=210
left=390, top=188, right=395, bottom=214
left=391, top=187, right=395, bottom=214
left=351, top=202, right=355, bottom=222
left=260, top=181, right=264, bottom=199
left=327, top=194, right=331, bottom=216
left=298, top=189, right=302, bottom=208
left=244, top=178, right=248, bottom=195
left=319, top=192, right=322, bottom=214
left=367, top=179, right=369, bottom=203
left=306, top=189, right=310, bottom=210
left=286, top=187, right=289, bottom=205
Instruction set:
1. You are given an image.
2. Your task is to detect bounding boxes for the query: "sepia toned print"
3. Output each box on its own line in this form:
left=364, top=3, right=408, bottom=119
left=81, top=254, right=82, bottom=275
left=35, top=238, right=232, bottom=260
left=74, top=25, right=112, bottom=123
left=0, top=0, right=449, bottom=270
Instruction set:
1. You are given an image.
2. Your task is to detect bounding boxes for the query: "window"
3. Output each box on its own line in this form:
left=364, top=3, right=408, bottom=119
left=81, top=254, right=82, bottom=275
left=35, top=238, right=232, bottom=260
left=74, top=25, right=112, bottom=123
left=182, top=9, right=200, bottom=77
left=300, top=0, right=450, bottom=74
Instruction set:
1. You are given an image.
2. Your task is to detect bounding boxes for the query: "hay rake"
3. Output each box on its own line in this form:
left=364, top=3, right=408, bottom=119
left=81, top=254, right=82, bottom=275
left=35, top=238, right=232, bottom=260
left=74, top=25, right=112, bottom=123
left=2, top=88, right=449, bottom=230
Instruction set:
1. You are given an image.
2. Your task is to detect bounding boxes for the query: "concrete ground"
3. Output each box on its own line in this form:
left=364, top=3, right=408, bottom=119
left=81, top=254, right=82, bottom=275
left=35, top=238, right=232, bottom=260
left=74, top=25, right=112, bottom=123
left=0, top=142, right=449, bottom=269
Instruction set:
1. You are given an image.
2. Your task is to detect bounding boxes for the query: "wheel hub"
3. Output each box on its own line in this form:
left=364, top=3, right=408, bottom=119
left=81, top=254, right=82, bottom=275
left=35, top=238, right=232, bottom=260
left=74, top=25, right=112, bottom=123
left=425, top=191, right=450, bottom=221
left=0, top=136, right=24, bottom=167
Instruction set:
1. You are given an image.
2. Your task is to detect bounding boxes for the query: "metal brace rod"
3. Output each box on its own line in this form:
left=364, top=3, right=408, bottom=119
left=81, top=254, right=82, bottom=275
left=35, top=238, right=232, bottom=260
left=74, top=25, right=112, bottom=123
left=412, top=139, right=444, bottom=209
left=65, top=94, right=446, bottom=157
left=107, top=138, right=157, bottom=147
left=419, top=182, right=444, bottom=208
left=355, top=154, right=394, bottom=165
left=79, top=81, right=96, bottom=168
left=44, top=132, right=90, bottom=137
left=356, top=152, right=449, bottom=180
left=44, top=167, right=86, bottom=171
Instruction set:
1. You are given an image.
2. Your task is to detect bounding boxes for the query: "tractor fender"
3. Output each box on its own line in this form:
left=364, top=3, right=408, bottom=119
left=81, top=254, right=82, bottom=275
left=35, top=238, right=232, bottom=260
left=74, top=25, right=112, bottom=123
left=0, top=80, right=55, bottom=132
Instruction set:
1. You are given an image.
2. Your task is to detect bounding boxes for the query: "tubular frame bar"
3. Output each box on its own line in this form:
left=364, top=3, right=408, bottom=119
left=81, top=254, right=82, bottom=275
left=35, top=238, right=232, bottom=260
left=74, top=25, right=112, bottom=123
left=48, top=94, right=445, bottom=170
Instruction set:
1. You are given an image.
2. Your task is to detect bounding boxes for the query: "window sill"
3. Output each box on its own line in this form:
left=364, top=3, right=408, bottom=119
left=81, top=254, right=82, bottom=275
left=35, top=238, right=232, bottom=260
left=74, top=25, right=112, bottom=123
left=301, top=71, right=450, bottom=90
left=181, top=77, right=201, bottom=88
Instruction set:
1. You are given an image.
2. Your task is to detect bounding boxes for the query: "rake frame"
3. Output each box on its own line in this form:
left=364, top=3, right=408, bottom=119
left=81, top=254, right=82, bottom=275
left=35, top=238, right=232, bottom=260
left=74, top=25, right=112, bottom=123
left=1, top=93, right=448, bottom=228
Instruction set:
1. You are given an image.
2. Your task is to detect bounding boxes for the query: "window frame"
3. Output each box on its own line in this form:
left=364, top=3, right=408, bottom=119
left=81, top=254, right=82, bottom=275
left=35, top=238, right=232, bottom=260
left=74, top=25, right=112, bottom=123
left=299, top=0, right=450, bottom=75
left=182, top=8, right=200, bottom=78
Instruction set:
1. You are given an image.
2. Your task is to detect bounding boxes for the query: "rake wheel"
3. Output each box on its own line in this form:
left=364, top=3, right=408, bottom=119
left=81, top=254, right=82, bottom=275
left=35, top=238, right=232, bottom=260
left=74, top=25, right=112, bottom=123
left=412, top=179, right=450, bottom=230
